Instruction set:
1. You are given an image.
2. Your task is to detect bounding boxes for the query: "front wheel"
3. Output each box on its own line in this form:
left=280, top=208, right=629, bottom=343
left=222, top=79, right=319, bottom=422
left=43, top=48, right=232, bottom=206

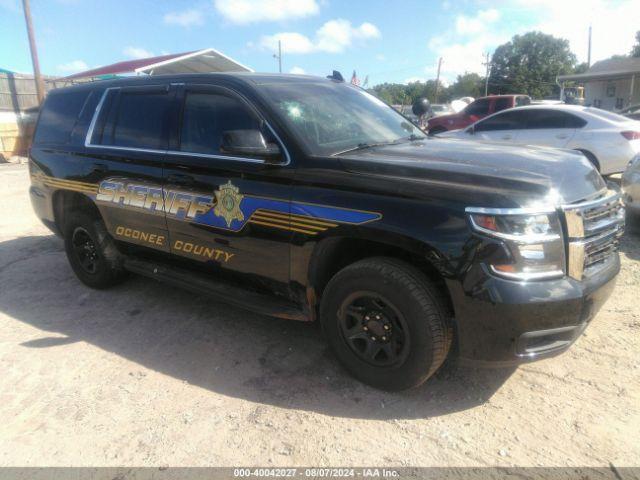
left=320, top=257, right=452, bottom=390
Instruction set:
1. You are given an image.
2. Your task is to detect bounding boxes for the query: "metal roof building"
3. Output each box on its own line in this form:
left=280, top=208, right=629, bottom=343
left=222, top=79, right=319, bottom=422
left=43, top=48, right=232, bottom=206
left=64, top=48, right=253, bottom=80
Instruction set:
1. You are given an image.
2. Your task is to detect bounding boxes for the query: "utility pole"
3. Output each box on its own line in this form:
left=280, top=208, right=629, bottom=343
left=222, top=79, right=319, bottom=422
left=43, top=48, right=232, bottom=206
left=273, top=40, right=282, bottom=73
left=22, top=0, right=45, bottom=104
left=483, top=52, right=491, bottom=96
left=587, top=25, right=592, bottom=67
left=434, top=57, right=442, bottom=103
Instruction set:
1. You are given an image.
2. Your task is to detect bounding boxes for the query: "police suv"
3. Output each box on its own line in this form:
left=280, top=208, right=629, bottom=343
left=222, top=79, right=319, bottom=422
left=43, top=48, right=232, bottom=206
left=29, top=73, right=624, bottom=390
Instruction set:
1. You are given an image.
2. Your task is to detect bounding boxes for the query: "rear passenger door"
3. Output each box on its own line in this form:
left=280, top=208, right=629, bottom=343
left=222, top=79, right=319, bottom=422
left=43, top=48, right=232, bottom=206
left=161, top=84, right=293, bottom=287
left=85, top=84, right=175, bottom=253
left=514, top=109, right=585, bottom=148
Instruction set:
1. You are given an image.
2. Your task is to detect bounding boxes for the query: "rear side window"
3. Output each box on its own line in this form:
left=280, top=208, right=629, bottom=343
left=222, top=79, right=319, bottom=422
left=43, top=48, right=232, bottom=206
left=109, top=90, right=171, bottom=150
left=525, top=110, right=587, bottom=129
left=34, top=90, right=90, bottom=145
left=179, top=92, right=262, bottom=155
left=475, top=110, right=527, bottom=132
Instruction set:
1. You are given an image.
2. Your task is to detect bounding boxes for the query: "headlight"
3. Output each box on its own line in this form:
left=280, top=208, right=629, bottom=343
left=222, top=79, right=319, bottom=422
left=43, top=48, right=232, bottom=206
left=466, top=207, right=565, bottom=281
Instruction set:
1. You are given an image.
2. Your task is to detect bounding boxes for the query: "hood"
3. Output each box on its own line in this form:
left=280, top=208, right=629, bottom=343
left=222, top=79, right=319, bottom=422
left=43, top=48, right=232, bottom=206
left=337, top=138, right=606, bottom=208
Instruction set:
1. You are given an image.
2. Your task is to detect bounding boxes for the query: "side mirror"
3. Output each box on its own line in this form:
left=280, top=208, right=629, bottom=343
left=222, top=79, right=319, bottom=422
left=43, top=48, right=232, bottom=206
left=221, top=129, right=282, bottom=162
left=467, top=125, right=475, bottom=135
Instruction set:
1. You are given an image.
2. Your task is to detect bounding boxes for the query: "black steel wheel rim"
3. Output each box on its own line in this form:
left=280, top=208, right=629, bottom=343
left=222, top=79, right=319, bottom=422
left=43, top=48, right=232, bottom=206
left=71, top=227, right=99, bottom=274
left=337, top=291, right=410, bottom=367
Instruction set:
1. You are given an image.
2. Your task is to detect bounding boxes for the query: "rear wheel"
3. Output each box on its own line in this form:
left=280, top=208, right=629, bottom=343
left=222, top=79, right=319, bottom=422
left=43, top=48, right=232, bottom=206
left=320, top=257, right=452, bottom=390
left=63, top=213, right=127, bottom=289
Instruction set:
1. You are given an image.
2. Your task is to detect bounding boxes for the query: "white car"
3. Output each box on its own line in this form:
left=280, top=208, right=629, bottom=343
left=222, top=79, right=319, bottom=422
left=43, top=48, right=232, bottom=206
left=438, top=105, right=640, bottom=175
left=622, top=155, right=640, bottom=213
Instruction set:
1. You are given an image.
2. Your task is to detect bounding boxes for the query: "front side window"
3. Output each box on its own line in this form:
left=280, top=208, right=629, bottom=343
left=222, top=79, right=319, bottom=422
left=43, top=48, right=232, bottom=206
left=109, top=90, right=171, bottom=150
left=475, top=110, right=527, bottom=132
left=258, top=82, right=424, bottom=156
left=465, top=99, right=491, bottom=116
left=179, top=92, right=266, bottom=155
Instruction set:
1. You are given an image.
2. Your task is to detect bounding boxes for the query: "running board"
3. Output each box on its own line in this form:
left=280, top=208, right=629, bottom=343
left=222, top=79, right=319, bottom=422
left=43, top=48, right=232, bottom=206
left=123, top=257, right=308, bottom=322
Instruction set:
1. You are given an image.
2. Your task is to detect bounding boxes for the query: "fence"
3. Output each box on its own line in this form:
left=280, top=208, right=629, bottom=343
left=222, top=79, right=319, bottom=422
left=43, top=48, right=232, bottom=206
left=0, top=73, right=83, bottom=159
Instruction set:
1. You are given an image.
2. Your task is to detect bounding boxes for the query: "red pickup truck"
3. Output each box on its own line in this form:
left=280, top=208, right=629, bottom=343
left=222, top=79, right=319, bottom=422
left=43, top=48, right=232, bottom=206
left=427, top=94, right=531, bottom=135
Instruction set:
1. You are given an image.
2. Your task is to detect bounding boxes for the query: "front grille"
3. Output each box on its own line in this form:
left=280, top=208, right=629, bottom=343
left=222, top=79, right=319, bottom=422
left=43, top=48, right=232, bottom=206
left=563, top=191, right=625, bottom=280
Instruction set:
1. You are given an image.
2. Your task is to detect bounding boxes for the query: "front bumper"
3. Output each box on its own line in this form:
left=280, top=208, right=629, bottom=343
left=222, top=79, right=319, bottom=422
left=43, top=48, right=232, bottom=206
left=446, top=255, right=619, bottom=367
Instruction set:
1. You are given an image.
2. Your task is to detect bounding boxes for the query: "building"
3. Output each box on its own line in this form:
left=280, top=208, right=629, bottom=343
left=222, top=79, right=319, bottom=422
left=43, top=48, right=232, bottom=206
left=64, top=48, right=252, bottom=80
left=557, top=57, right=640, bottom=111
left=1, top=48, right=251, bottom=160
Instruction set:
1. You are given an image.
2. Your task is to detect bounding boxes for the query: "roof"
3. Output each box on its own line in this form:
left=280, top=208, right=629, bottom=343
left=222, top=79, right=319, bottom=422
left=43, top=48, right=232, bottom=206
left=558, top=56, right=640, bottom=82
left=64, top=48, right=252, bottom=80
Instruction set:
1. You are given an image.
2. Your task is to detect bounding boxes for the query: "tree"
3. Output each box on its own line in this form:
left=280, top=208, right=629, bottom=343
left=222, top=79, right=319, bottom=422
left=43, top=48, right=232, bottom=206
left=488, top=31, right=577, bottom=98
left=631, top=30, right=640, bottom=57
left=447, top=72, right=484, bottom=99
left=369, top=80, right=449, bottom=105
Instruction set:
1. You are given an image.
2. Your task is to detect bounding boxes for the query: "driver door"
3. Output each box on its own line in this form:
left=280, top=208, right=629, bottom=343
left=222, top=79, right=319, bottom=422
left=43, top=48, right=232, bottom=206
left=471, top=109, right=527, bottom=144
left=162, top=84, right=293, bottom=287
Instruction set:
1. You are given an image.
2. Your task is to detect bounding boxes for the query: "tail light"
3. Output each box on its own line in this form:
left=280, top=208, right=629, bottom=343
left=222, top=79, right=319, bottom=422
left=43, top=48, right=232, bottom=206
left=621, top=131, right=640, bottom=140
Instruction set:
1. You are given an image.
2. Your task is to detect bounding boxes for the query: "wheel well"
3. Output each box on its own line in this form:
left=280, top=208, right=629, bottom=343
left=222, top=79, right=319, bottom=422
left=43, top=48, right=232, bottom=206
left=53, top=191, right=101, bottom=236
left=576, top=149, right=600, bottom=172
left=308, top=237, right=454, bottom=316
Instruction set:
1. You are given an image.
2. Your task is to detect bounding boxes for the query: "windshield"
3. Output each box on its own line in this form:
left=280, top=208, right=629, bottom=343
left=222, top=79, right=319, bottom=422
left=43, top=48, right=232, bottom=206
left=259, top=82, right=426, bottom=156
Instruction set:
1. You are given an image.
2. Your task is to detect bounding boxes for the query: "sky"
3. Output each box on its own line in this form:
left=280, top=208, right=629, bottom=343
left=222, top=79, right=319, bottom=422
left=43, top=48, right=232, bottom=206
left=1, top=0, right=638, bottom=86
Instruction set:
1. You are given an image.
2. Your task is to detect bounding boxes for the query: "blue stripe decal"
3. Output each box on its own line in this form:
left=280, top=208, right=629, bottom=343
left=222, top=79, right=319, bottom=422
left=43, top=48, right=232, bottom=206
left=290, top=203, right=380, bottom=224
left=191, top=196, right=380, bottom=232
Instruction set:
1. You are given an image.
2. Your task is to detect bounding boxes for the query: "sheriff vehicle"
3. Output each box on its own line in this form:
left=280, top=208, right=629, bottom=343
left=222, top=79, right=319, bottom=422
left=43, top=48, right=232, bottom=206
left=29, top=73, right=624, bottom=390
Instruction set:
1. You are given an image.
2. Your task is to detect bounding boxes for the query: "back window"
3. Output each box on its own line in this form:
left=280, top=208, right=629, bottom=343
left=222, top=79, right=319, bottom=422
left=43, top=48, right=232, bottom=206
left=33, top=90, right=90, bottom=145
left=109, top=90, right=170, bottom=150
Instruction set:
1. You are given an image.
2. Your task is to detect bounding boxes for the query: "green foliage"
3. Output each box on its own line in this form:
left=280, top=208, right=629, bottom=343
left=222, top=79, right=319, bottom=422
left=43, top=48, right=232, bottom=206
left=488, top=31, right=576, bottom=98
left=448, top=72, right=484, bottom=98
left=631, top=31, right=640, bottom=57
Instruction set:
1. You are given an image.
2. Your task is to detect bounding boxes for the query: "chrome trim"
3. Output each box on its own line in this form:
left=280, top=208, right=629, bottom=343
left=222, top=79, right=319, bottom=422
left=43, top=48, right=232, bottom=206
left=465, top=205, right=557, bottom=215
left=560, top=189, right=618, bottom=211
left=166, top=150, right=265, bottom=164
left=83, top=85, right=292, bottom=166
left=84, top=88, right=113, bottom=147
left=562, top=190, right=624, bottom=280
left=489, top=265, right=564, bottom=282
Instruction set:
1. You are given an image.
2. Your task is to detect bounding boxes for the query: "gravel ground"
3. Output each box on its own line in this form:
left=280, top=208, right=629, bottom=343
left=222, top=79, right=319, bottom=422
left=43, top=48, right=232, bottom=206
left=0, top=163, right=638, bottom=467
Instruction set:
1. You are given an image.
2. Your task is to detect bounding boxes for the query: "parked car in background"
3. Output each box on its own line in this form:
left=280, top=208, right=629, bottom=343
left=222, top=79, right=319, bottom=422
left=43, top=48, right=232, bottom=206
left=428, top=104, right=453, bottom=118
left=622, top=155, right=640, bottom=213
left=427, top=94, right=530, bottom=135
left=620, top=104, right=640, bottom=121
left=438, top=105, right=640, bottom=175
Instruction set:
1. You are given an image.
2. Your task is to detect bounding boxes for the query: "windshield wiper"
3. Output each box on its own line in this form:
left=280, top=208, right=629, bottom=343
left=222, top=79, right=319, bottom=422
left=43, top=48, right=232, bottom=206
left=332, top=141, right=396, bottom=156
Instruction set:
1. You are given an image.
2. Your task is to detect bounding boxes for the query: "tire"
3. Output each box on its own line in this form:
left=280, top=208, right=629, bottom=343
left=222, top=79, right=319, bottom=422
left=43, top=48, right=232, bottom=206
left=320, top=257, right=452, bottom=391
left=63, top=212, right=127, bottom=289
left=428, top=126, right=447, bottom=136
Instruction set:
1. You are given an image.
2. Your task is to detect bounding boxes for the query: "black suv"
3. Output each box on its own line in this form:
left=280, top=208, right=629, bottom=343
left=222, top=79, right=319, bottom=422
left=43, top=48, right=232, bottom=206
left=29, top=73, right=624, bottom=390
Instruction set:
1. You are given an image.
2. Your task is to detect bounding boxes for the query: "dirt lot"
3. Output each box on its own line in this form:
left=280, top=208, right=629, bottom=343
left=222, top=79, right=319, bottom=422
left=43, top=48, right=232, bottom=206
left=0, top=163, right=638, bottom=467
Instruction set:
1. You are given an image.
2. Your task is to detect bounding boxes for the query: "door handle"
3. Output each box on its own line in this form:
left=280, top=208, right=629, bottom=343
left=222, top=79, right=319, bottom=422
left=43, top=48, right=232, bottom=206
left=556, top=134, right=568, bottom=139
left=166, top=173, right=196, bottom=186
left=501, top=135, right=512, bottom=140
